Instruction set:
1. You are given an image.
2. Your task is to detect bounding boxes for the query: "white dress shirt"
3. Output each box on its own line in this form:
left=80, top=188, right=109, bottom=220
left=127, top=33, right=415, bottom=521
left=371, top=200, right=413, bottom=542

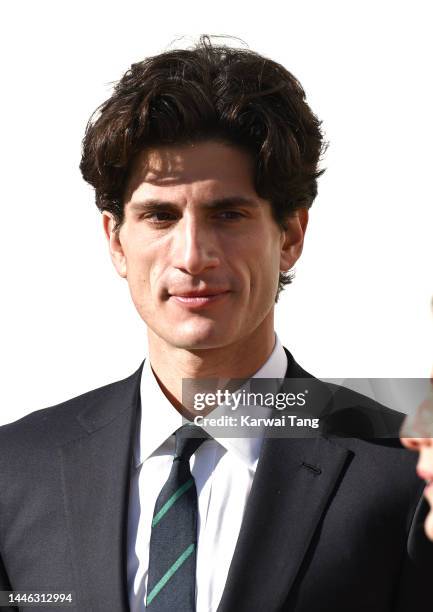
left=127, top=335, right=288, bottom=612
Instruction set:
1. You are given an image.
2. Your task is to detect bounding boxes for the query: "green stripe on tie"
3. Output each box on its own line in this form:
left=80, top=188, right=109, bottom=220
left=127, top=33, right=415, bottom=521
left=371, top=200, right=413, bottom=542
left=151, top=478, right=194, bottom=527
left=146, top=543, right=195, bottom=606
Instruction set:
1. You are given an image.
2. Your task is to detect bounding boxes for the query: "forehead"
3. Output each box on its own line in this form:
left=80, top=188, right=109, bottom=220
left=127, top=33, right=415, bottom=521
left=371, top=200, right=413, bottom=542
left=124, top=140, right=258, bottom=203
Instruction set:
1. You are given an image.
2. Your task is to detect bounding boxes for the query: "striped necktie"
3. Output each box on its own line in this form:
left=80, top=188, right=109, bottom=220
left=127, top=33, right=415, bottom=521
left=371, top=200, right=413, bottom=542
left=146, top=424, right=209, bottom=611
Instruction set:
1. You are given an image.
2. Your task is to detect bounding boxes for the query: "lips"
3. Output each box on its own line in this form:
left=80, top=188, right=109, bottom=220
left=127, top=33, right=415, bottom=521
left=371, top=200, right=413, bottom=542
left=170, top=289, right=230, bottom=298
left=417, top=469, right=433, bottom=483
left=168, top=289, right=231, bottom=309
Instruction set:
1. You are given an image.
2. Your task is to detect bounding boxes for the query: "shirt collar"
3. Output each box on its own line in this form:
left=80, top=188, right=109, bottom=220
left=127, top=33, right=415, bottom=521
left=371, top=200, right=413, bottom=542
left=135, top=334, right=288, bottom=470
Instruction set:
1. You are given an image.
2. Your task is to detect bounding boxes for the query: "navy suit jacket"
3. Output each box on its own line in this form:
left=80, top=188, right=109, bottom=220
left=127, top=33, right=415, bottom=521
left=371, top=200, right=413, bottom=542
left=0, top=349, right=432, bottom=611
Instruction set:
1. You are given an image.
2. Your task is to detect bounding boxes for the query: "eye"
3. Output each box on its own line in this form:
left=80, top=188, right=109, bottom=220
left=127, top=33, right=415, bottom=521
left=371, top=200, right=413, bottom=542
left=144, top=210, right=177, bottom=223
left=217, top=210, right=245, bottom=220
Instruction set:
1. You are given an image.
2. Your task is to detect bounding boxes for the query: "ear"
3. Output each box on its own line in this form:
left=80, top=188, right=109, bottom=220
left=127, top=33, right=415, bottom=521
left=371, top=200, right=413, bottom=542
left=102, top=212, right=127, bottom=278
left=280, top=208, right=309, bottom=272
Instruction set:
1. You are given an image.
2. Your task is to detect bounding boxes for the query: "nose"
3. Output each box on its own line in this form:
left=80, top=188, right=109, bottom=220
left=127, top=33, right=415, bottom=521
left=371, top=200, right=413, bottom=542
left=171, top=214, right=220, bottom=275
left=400, top=437, right=429, bottom=451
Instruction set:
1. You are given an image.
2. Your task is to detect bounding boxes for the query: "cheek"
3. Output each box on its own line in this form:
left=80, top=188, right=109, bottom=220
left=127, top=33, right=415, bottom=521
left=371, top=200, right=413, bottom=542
left=250, top=243, right=281, bottom=291
left=123, top=238, right=155, bottom=280
left=128, top=252, right=175, bottom=317
left=244, top=258, right=279, bottom=319
left=123, top=249, right=153, bottom=303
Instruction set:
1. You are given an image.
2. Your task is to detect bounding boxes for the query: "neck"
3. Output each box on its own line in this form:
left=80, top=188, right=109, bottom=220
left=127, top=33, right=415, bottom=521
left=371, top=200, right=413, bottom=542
left=147, top=316, right=276, bottom=418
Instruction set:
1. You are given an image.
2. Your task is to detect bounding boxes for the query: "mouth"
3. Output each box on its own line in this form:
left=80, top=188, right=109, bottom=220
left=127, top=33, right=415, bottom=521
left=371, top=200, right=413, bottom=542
left=169, top=290, right=231, bottom=309
left=417, top=468, right=433, bottom=482
left=416, top=468, right=433, bottom=495
left=420, top=474, right=433, bottom=496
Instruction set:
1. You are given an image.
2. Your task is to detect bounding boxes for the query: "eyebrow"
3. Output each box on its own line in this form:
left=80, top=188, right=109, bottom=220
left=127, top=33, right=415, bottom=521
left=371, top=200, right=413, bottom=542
left=128, top=196, right=260, bottom=212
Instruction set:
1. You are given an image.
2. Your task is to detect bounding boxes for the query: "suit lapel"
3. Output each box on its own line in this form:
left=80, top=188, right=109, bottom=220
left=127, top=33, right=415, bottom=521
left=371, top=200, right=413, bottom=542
left=58, top=365, right=143, bottom=611
left=217, top=435, right=351, bottom=612
left=217, top=349, right=352, bottom=612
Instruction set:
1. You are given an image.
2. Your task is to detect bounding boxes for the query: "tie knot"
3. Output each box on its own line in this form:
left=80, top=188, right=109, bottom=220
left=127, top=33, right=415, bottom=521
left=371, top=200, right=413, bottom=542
left=174, top=424, right=209, bottom=462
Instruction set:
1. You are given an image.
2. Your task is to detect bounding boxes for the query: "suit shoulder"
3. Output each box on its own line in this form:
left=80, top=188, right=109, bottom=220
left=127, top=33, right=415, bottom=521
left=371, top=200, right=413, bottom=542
left=321, top=382, right=405, bottom=439
left=0, top=364, right=143, bottom=449
left=283, top=348, right=406, bottom=439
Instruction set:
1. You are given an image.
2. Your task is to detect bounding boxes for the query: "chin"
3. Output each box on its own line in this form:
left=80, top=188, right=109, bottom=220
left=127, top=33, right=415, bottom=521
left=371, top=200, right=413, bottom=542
left=162, top=321, right=235, bottom=350
left=172, top=334, right=232, bottom=351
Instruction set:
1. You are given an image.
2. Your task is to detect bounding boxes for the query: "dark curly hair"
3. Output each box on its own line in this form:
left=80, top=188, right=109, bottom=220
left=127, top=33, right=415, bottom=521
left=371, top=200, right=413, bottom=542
left=80, top=35, right=326, bottom=298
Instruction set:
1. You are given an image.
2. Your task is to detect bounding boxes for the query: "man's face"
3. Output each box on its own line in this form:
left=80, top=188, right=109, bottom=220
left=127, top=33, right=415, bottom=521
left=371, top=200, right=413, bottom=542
left=400, top=370, right=433, bottom=540
left=103, top=141, right=307, bottom=351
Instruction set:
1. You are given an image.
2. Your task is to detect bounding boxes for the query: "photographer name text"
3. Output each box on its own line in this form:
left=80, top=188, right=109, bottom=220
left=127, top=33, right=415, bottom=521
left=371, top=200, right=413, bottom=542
left=193, top=414, right=319, bottom=429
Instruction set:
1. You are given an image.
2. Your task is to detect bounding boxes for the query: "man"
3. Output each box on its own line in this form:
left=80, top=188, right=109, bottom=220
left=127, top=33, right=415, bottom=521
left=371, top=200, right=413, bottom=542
left=401, top=313, right=433, bottom=541
left=401, top=386, right=433, bottom=540
left=0, top=37, right=432, bottom=612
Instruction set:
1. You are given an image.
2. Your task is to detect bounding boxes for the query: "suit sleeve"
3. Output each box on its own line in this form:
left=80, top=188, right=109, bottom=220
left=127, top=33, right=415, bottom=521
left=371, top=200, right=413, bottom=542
left=393, top=496, right=433, bottom=611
